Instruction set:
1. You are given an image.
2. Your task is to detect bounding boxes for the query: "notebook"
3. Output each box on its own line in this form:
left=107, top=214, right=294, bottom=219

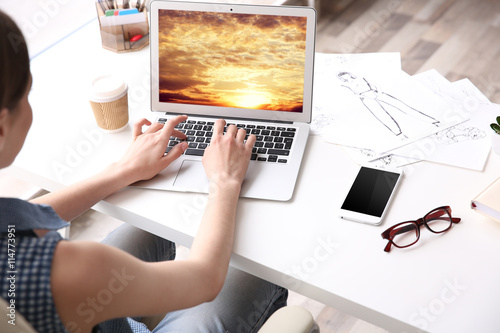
left=471, top=176, right=500, bottom=223
left=132, top=0, right=317, bottom=201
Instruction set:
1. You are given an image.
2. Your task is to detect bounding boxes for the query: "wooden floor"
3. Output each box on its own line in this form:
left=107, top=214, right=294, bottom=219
left=314, top=0, right=500, bottom=105
left=297, top=0, right=500, bottom=331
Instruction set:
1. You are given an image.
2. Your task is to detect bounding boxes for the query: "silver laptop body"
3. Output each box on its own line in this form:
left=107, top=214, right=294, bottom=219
left=134, top=0, right=316, bottom=201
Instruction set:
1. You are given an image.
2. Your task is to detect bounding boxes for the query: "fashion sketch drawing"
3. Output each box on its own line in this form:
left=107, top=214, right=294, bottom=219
left=337, top=72, right=440, bottom=137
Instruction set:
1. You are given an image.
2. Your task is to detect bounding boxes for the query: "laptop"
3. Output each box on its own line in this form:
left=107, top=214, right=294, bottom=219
left=132, top=0, right=316, bottom=201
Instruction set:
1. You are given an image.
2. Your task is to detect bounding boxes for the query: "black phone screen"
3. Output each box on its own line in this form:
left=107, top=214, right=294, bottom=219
left=341, top=167, right=401, bottom=217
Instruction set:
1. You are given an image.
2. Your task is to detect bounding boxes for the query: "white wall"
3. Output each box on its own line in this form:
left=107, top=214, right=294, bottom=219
left=0, top=0, right=96, bottom=57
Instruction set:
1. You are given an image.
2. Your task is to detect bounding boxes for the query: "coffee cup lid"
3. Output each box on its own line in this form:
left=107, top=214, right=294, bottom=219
left=90, top=75, right=128, bottom=102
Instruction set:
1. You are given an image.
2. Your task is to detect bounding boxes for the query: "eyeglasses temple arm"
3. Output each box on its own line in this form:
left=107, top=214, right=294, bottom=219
left=384, top=242, right=392, bottom=252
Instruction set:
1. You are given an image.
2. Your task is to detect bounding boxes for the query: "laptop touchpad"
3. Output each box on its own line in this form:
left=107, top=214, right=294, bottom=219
left=173, top=160, right=209, bottom=192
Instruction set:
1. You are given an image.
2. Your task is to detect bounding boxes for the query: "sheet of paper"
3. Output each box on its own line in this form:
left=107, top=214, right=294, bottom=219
left=451, top=78, right=491, bottom=106
left=312, top=52, right=402, bottom=135
left=390, top=70, right=493, bottom=171
left=315, top=65, right=467, bottom=154
left=412, top=69, right=490, bottom=112
left=340, top=146, right=420, bottom=168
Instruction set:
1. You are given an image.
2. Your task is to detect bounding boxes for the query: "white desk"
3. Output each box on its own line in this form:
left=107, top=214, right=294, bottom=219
left=8, top=15, right=500, bottom=333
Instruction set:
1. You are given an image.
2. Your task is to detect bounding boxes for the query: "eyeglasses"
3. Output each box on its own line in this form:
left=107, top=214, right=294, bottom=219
left=381, top=206, right=461, bottom=252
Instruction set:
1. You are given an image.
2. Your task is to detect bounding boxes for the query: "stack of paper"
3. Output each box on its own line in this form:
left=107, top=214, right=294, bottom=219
left=312, top=52, right=496, bottom=171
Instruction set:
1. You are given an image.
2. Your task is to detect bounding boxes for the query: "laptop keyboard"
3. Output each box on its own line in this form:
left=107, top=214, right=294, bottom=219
left=158, top=118, right=296, bottom=163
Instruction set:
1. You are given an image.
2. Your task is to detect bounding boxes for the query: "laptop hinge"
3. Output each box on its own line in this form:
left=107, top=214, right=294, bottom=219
left=161, top=112, right=294, bottom=124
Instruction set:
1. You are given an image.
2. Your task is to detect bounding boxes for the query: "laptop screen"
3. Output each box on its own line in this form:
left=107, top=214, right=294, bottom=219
left=150, top=2, right=316, bottom=123
left=159, top=9, right=306, bottom=112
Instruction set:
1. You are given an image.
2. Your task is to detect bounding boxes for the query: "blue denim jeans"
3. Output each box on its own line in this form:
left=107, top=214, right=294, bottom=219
left=102, top=224, right=288, bottom=333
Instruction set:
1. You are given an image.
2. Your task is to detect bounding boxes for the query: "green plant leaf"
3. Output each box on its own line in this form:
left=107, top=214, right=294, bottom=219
left=496, top=116, right=500, bottom=125
left=491, top=123, right=500, bottom=134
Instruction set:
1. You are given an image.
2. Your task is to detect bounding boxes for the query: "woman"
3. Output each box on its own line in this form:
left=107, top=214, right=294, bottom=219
left=0, top=10, right=287, bottom=333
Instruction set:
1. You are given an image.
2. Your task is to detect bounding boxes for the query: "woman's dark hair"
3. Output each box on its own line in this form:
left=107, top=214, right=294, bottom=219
left=0, top=10, right=30, bottom=112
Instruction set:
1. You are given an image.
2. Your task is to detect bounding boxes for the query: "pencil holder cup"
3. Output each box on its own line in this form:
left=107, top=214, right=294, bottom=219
left=95, top=3, right=149, bottom=53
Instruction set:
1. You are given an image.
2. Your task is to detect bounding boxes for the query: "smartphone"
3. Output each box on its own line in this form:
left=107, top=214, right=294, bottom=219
left=339, top=165, right=403, bottom=225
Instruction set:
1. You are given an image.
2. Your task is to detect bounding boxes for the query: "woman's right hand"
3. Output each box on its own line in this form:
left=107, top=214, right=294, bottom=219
left=202, top=119, right=256, bottom=190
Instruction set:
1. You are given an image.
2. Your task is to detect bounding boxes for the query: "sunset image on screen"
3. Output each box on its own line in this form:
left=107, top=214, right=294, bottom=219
left=158, top=10, right=307, bottom=112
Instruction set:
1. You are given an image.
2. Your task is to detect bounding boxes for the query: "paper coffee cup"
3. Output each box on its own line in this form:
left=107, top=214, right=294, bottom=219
left=89, top=75, right=129, bottom=133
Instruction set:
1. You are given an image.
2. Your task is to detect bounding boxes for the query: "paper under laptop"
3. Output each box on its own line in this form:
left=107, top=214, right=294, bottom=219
left=132, top=0, right=316, bottom=201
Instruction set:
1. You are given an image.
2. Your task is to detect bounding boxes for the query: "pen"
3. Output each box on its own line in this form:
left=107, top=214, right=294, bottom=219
left=97, top=0, right=106, bottom=13
left=103, top=0, right=112, bottom=10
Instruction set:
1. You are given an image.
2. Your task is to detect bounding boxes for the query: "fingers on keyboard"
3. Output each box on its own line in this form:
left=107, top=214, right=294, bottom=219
left=163, top=119, right=295, bottom=163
